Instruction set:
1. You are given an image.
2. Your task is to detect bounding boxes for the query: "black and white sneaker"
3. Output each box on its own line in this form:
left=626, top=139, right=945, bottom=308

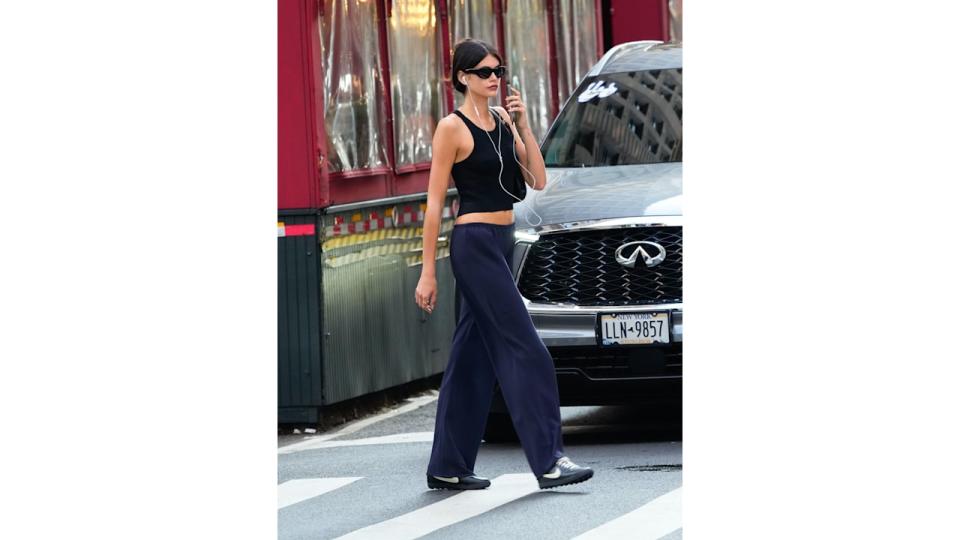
left=537, top=456, right=594, bottom=489
left=426, top=473, right=492, bottom=490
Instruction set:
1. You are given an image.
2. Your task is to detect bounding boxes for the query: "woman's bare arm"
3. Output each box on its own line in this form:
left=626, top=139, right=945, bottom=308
left=420, top=116, right=458, bottom=279
left=493, top=106, right=547, bottom=190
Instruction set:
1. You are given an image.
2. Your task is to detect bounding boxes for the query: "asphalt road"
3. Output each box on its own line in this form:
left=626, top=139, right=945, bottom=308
left=278, top=389, right=683, bottom=539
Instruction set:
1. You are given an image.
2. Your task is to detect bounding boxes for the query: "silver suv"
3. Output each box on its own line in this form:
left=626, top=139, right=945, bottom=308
left=484, top=41, right=682, bottom=442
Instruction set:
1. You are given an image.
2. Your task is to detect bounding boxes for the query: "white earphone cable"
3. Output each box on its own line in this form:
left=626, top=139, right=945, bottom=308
left=467, top=93, right=543, bottom=228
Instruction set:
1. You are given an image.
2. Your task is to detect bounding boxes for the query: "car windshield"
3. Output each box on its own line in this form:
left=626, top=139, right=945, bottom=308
left=541, top=68, right=682, bottom=167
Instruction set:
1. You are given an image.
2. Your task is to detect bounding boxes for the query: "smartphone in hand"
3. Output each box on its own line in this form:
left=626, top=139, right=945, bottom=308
left=506, top=80, right=520, bottom=126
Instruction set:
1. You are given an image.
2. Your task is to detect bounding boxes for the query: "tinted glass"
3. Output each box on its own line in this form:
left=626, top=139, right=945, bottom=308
left=541, top=68, right=682, bottom=167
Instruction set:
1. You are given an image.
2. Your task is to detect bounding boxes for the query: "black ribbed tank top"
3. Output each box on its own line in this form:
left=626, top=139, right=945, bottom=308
left=450, top=108, right=526, bottom=217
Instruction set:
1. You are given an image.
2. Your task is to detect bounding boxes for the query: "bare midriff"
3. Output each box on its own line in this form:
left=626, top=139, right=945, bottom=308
left=454, top=209, right=514, bottom=226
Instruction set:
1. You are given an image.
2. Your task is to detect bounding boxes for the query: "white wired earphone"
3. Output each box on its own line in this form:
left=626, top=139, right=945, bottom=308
left=461, top=76, right=543, bottom=228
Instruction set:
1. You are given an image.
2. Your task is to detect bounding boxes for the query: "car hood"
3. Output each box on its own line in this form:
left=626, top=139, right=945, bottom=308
left=513, top=162, right=682, bottom=230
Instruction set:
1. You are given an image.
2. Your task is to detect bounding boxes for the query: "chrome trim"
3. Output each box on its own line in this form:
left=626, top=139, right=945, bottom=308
left=523, top=301, right=682, bottom=314
left=555, top=371, right=682, bottom=382
left=616, top=241, right=666, bottom=268
left=516, top=246, right=531, bottom=285
left=531, top=305, right=683, bottom=346
left=511, top=236, right=536, bottom=284
left=513, top=230, right=540, bottom=243
left=520, top=215, right=682, bottom=236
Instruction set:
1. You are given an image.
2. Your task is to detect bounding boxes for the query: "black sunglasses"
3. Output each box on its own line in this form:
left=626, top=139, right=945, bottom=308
left=463, top=65, right=507, bottom=79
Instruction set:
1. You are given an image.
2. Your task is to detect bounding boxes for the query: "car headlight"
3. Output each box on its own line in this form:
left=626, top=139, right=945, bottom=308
left=513, top=230, right=540, bottom=243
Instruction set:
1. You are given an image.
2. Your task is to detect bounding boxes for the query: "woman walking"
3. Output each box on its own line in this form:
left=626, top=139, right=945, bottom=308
left=415, top=38, right=593, bottom=491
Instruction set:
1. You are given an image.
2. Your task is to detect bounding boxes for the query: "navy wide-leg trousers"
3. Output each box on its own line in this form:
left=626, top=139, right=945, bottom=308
left=427, top=221, right=565, bottom=478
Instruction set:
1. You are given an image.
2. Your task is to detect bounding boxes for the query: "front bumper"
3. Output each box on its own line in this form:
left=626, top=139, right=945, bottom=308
left=507, top=217, right=684, bottom=406
left=525, top=302, right=683, bottom=347
left=527, top=302, right=683, bottom=406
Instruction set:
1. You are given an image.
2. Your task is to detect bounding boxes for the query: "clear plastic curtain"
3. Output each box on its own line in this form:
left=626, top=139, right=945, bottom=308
left=448, top=0, right=497, bottom=110
left=669, top=0, right=682, bottom=42
left=504, top=0, right=552, bottom=143
left=387, top=0, right=445, bottom=167
left=553, top=0, right=598, bottom=108
left=319, top=0, right=390, bottom=173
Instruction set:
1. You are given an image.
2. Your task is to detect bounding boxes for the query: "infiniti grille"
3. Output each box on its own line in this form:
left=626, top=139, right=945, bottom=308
left=518, top=226, right=682, bottom=306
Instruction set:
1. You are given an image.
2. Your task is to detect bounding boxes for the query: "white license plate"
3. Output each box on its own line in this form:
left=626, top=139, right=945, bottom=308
left=597, top=311, right=670, bottom=346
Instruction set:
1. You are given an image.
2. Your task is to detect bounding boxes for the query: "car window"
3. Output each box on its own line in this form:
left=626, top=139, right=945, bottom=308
left=542, top=68, right=682, bottom=167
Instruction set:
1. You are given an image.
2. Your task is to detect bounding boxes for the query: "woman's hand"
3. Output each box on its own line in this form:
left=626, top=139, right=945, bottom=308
left=415, top=274, right=437, bottom=314
left=505, top=85, right=529, bottom=131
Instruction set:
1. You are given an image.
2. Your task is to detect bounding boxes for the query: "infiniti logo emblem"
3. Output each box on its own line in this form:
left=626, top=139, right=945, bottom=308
left=615, top=241, right=667, bottom=269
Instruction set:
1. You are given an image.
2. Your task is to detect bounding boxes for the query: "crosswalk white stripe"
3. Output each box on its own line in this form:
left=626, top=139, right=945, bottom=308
left=278, top=393, right=439, bottom=454
left=570, top=487, right=682, bottom=540
left=278, top=431, right=434, bottom=454
left=279, top=477, right=363, bottom=510
left=331, top=473, right=538, bottom=540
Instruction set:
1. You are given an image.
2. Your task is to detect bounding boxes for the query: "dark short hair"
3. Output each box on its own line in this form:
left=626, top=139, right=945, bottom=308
left=451, top=38, right=503, bottom=95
